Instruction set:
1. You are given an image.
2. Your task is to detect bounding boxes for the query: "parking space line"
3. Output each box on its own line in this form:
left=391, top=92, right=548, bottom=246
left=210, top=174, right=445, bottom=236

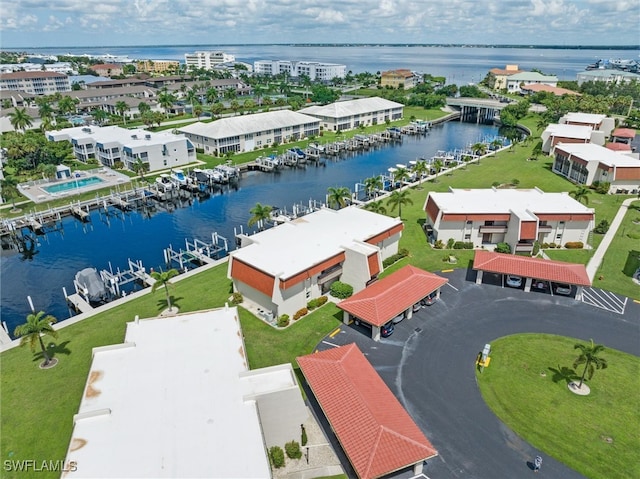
left=445, top=282, right=459, bottom=291
left=329, top=328, right=341, bottom=338
left=321, top=340, right=340, bottom=348
left=581, top=287, right=627, bottom=314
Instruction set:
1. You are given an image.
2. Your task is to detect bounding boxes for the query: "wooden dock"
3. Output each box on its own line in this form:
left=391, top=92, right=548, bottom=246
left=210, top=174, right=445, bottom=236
left=66, top=293, right=94, bottom=314
left=71, top=206, right=90, bottom=222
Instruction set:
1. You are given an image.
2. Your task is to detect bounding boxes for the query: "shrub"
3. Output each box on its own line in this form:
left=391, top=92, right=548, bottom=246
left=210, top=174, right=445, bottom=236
left=301, top=426, right=308, bottom=446
left=317, top=296, right=328, bottom=306
left=277, top=315, right=290, bottom=327
left=398, top=247, right=409, bottom=256
left=307, top=298, right=319, bottom=310
left=293, top=308, right=308, bottom=320
left=495, top=242, right=511, bottom=254
left=532, top=240, right=540, bottom=256
left=594, top=219, right=610, bottom=234
left=453, top=241, right=465, bottom=249
left=330, top=281, right=353, bottom=299
left=382, top=249, right=409, bottom=267
left=269, top=446, right=285, bottom=468
left=542, top=242, right=550, bottom=249
left=113, top=161, right=124, bottom=169
left=433, top=239, right=444, bottom=250
left=285, top=440, right=302, bottom=460
left=464, top=242, right=473, bottom=249
left=548, top=243, right=557, bottom=248
left=446, top=238, right=455, bottom=249
left=492, top=181, right=501, bottom=187
left=231, top=292, right=243, bottom=304
left=595, top=181, right=611, bottom=194
left=511, top=178, right=520, bottom=186
left=564, top=241, right=584, bottom=249
left=627, top=232, right=640, bottom=240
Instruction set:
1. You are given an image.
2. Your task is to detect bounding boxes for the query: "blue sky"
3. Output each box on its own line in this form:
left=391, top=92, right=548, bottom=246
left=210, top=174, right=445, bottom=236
left=1, top=0, right=638, bottom=48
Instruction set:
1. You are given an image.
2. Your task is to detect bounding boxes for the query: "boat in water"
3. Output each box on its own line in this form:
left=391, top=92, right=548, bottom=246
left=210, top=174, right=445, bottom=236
left=169, top=169, right=190, bottom=187
left=74, top=267, right=109, bottom=304
left=155, top=173, right=175, bottom=191
left=586, top=58, right=639, bottom=73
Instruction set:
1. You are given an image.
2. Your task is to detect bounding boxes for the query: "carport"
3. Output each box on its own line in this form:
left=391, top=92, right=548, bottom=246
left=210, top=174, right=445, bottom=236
left=297, top=343, right=438, bottom=478
left=473, top=250, right=591, bottom=299
left=337, top=265, right=448, bottom=341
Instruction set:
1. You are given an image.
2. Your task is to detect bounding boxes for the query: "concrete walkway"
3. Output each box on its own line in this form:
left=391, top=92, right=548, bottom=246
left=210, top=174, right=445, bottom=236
left=586, top=197, right=638, bottom=281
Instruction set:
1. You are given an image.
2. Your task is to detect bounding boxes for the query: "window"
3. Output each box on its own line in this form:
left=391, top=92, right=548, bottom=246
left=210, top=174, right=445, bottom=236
left=556, top=234, right=562, bottom=240
left=464, top=234, right=471, bottom=240
left=466, top=220, right=473, bottom=225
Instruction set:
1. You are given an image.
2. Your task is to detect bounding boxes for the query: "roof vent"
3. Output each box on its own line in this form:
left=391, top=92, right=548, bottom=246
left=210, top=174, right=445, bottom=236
left=131, top=134, right=138, bottom=139
left=145, top=134, right=151, bottom=139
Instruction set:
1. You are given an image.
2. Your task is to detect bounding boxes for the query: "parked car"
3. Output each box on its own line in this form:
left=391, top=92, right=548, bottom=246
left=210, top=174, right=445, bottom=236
left=505, top=275, right=523, bottom=288
left=532, top=280, right=549, bottom=292
left=381, top=322, right=394, bottom=338
left=412, top=302, right=422, bottom=313
left=554, top=283, right=572, bottom=296
left=421, top=290, right=439, bottom=306
left=392, top=313, right=405, bottom=324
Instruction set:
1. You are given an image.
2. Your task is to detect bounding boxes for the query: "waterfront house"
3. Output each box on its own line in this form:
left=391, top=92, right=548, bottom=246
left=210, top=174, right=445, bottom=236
left=299, top=97, right=403, bottom=132
left=505, top=72, right=558, bottom=94
left=552, top=143, right=640, bottom=193
left=64, top=307, right=310, bottom=478
left=0, top=71, right=71, bottom=95
left=178, top=109, right=320, bottom=155
left=228, top=207, right=404, bottom=318
left=47, top=125, right=195, bottom=172
left=380, top=69, right=419, bottom=89
left=486, top=65, right=521, bottom=90
left=90, top=63, right=124, bottom=77
left=424, top=188, right=594, bottom=253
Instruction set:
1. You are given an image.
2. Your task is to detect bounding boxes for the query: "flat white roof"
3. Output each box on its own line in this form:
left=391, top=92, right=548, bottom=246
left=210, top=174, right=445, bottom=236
left=545, top=123, right=592, bottom=140
left=65, top=308, right=271, bottom=478
left=563, top=112, right=607, bottom=124
left=178, top=109, right=319, bottom=139
left=428, top=188, right=594, bottom=215
left=556, top=142, right=640, bottom=167
left=47, top=125, right=185, bottom=147
left=300, top=97, right=404, bottom=119
left=231, top=207, right=402, bottom=279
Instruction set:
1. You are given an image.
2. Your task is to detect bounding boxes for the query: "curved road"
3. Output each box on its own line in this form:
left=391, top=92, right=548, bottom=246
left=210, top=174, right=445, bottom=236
left=317, top=269, right=639, bottom=478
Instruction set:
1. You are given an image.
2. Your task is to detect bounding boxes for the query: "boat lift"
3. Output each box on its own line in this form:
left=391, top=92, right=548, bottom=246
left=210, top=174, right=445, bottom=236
left=164, top=232, right=229, bottom=270
left=99, top=258, right=156, bottom=297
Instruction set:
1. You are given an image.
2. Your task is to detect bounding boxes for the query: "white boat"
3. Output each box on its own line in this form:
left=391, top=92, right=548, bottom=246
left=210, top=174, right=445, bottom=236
left=308, top=142, right=325, bottom=153
left=155, top=174, right=174, bottom=191
left=396, top=163, right=408, bottom=170
left=75, top=267, right=109, bottom=304
left=202, top=168, right=224, bottom=183
left=170, top=169, right=189, bottom=186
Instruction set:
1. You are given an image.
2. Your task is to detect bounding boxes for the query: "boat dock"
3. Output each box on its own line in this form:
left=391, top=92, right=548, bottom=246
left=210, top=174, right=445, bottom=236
left=164, top=232, right=229, bottom=270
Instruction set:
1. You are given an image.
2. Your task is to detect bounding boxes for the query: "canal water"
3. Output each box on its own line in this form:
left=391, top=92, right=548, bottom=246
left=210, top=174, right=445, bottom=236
left=0, top=121, right=499, bottom=333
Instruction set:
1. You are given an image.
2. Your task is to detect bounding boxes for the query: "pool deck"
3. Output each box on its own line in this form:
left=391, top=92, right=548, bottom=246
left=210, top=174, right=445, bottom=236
left=18, top=167, right=132, bottom=203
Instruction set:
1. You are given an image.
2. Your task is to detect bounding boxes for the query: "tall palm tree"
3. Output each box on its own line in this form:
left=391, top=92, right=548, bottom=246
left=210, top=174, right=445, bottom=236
left=37, top=102, right=54, bottom=124
left=364, top=200, right=387, bottom=215
left=14, top=311, right=58, bottom=367
left=114, top=101, right=129, bottom=125
left=229, top=100, right=240, bottom=116
left=248, top=202, right=273, bottom=230
left=151, top=268, right=179, bottom=311
left=57, top=96, right=78, bottom=116
left=472, top=142, right=487, bottom=164
left=569, top=186, right=591, bottom=205
left=432, top=159, right=444, bottom=182
left=573, top=339, right=608, bottom=388
left=193, top=104, right=203, bottom=120
left=1, top=176, right=20, bottom=211
left=364, top=176, right=383, bottom=198
left=132, top=158, right=149, bottom=179
left=326, top=186, right=351, bottom=209
left=8, top=108, right=33, bottom=132
left=412, top=160, right=429, bottom=186
left=387, top=189, right=413, bottom=219
left=394, top=166, right=410, bottom=186
left=91, top=108, right=109, bottom=126
left=138, top=101, right=151, bottom=115
left=158, top=90, right=177, bottom=118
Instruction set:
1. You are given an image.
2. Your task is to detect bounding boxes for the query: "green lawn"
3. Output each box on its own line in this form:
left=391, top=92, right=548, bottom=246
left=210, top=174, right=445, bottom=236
left=477, top=334, right=640, bottom=479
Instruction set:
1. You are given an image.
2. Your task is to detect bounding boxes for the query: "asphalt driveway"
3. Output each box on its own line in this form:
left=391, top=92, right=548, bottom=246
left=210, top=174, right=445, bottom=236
left=316, top=269, right=640, bottom=478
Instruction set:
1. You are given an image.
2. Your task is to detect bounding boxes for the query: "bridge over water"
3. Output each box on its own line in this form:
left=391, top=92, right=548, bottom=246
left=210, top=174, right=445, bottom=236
left=446, top=97, right=510, bottom=124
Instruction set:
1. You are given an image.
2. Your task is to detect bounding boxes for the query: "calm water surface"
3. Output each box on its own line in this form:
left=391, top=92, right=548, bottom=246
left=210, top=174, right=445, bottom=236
left=1, top=121, right=499, bottom=332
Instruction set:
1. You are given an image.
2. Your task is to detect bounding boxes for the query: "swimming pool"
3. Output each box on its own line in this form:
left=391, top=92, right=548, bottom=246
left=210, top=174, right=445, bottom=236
left=42, top=176, right=105, bottom=194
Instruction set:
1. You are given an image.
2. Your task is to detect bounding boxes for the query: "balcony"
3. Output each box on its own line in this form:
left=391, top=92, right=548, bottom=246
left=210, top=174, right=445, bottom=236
left=538, top=225, right=552, bottom=233
left=317, top=266, right=342, bottom=284
left=515, top=243, right=534, bottom=253
left=479, top=225, right=508, bottom=233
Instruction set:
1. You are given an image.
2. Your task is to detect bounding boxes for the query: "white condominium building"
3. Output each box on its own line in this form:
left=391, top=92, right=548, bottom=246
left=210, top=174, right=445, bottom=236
left=185, top=51, right=236, bottom=70
left=253, top=60, right=346, bottom=81
left=0, top=71, right=71, bottom=94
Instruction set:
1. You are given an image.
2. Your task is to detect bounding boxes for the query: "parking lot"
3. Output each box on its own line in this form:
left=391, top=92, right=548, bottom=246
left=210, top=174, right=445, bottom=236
left=315, top=269, right=640, bottom=478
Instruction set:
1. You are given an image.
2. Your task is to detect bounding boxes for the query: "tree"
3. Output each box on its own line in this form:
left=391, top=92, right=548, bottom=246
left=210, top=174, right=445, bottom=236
left=8, top=107, right=33, bottom=132
left=91, top=108, right=109, bottom=126
left=387, top=189, right=413, bottom=219
left=57, top=96, right=78, bottom=116
left=138, top=101, right=151, bottom=115
left=14, top=311, right=58, bottom=367
left=569, top=186, right=591, bottom=205
left=37, top=163, right=57, bottom=180
left=1, top=176, right=20, bottom=211
left=158, top=90, right=177, bottom=118
left=412, top=160, right=429, bottom=186
left=193, top=104, right=203, bottom=120
left=132, top=158, right=149, bottom=179
left=364, top=200, right=387, bottom=215
left=114, top=101, right=129, bottom=125
left=150, top=268, right=179, bottom=311
left=573, top=339, right=608, bottom=388
left=248, top=202, right=273, bottom=230
left=364, top=176, right=383, bottom=198
left=326, top=186, right=351, bottom=209
left=393, top=167, right=410, bottom=186
left=229, top=100, right=240, bottom=115
left=432, top=159, right=444, bottom=182
left=210, top=102, right=224, bottom=118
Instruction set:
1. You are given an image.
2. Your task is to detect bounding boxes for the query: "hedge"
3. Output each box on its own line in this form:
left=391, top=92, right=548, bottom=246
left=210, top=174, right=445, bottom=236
left=453, top=241, right=474, bottom=250
left=285, top=440, right=302, bottom=460
left=269, top=446, right=285, bottom=468
left=293, top=308, right=308, bottom=320
left=330, top=281, right=353, bottom=299
left=564, top=241, right=584, bottom=249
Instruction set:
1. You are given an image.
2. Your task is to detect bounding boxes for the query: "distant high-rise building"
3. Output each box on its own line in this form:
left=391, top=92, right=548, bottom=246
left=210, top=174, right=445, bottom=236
left=184, top=51, right=236, bottom=70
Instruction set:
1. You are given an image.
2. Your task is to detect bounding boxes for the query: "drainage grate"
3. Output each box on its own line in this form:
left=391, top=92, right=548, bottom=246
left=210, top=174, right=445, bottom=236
left=414, top=327, right=422, bottom=333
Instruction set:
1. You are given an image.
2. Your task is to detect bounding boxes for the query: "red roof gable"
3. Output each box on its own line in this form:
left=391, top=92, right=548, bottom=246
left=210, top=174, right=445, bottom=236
left=338, top=265, right=448, bottom=326
left=606, top=142, right=632, bottom=151
left=297, top=344, right=438, bottom=479
left=612, top=128, right=636, bottom=139
left=473, top=250, right=591, bottom=286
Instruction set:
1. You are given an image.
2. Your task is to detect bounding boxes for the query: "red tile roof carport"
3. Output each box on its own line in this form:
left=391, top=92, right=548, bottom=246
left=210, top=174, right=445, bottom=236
left=338, top=265, right=448, bottom=327
left=611, top=127, right=636, bottom=139
left=473, top=250, right=591, bottom=286
left=297, top=344, right=438, bottom=479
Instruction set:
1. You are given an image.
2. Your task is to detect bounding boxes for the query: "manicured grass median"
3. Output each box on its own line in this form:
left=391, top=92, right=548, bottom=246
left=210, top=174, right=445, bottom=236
left=477, top=334, right=640, bottom=479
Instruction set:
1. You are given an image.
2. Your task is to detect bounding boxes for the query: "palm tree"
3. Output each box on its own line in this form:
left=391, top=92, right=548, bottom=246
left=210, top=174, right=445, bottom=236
left=387, top=189, right=413, bottom=219
left=432, top=159, right=444, bottom=182
left=57, top=96, right=78, bottom=116
left=364, top=176, right=383, bottom=198
left=573, top=339, right=608, bottom=388
left=158, top=90, right=177, bottom=118
left=472, top=142, right=487, bottom=164
left=37, top=102, right=54, bottom=124
left=14, top=311, right=58, bottom=367
left=8, top=108, right=33, bottom=132
left=91, top=108, right=109, bottom=126
left=193, top=104, right=203, bottom=120
left=394, top=167, right=410, bottom=186
left=569, top=186, right=591, bottom=205
left=248, top=202, right=273, bottom=230
left=412, top=160, right=429, bottom=186
left=138, top=101, right=151, bottom=115
left=132, top=158, right=149, bottom=179
left=1, top=176, right=20, bottom=211
left=210, top=102, right=224, bottom=119
left=114, top=101, right=129, bottom=125
left=151, top=268, right=179, bottom=311
left=326, top=186, right=351, bottom=209
left=229, top=100, right=240, bottom=116
left=364, top=200, right=387, bottom=215
left=37, top=163, right=57, bottom=180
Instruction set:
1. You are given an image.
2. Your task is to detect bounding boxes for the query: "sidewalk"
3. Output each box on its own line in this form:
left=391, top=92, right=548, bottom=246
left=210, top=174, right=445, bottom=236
left=585, top=197, right=638, bottom=281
